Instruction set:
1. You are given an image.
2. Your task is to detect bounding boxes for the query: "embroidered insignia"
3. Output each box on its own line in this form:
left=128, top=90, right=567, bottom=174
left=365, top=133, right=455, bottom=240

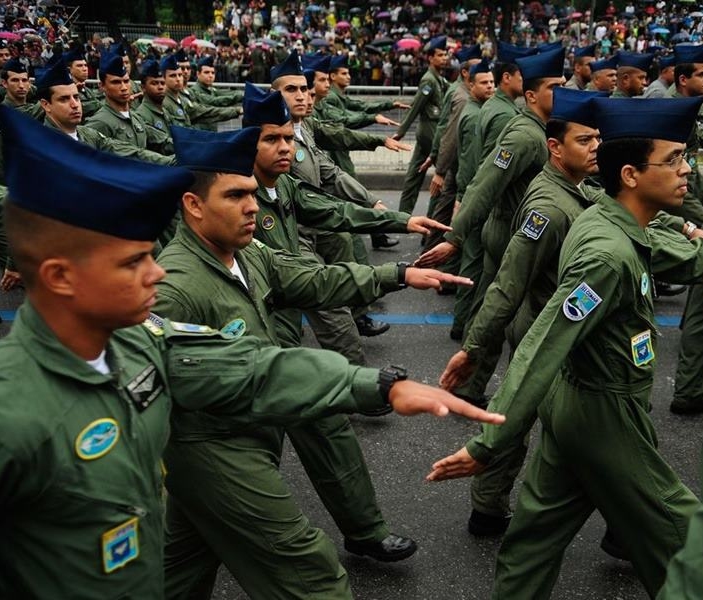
left=75, top=418, right=120, bottom=460
left=170, top=321, right=216, bottom=334
left=521, top=209, right=550, bottom=240
left=155, top=120, right=164, bottom=129
left=262, top=215, right=275, bottom=230
left=176, top=108, right=184, bottom=116
left=252, top=238, right=266, bottom=249
left=641, top=272, right=649, bottom=296
left=126, top=364, right=164, bottom=412
left=295, top=148, right=305, bottom=162
left=493, top=147, right=514, bottom=169
left=562, top=282, right=602, bottom=321
left=102, top=517, right=139, bottom=574
left=142, top=313, right=164, bottom=336
left=222, top=318, right=247, bottom=338
left=631, top=330, right=655, bottom=367
left=421, top=84, right=432, bottom=96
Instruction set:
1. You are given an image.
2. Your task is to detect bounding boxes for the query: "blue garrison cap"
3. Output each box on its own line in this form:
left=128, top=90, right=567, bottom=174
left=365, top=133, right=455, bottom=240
left=469, top=58, right=492, bottom=77
left=175, top=48, right=189, bottom=63
left=590, top=55, right=618, bottom=72
left=593, top=96, right=703, bottom=143
left=674, top=44, right=703, bottom=65
left=161, top=53, right=179, bottom=73
left=515, top=47, right=565, bottom=81
left=616, top=51, right=654, bottom=72
left=329, top=54, right=348, bottom=71
left=303, top=68, right=315, bottom=89
left=551, top=87, right=608, bottom=129
left=456, top=43, right=482, bottom=63
left=242, top=81, right=291, bottom=127
left=270, top=49, right=303, bottom=82
left=301, top=53, right=331, bottom=73
left=426, top=36, right=447, bottom=54
left=62, top=47, right=84, bottom=65
left=140, top=59, right=162, bottom=79
left=497, top=41, right=539, bottom=64
left=659, top=54, right=676, bottom=69
left=0, top=105, right=194, bottom=241
left=197, top=55, right=214, bottom=69
left=99, top=52, right=127, bottom=79
left=171, top=125, right=261, bottom=175
left=574, top=43, right=597, bottom=58
left=109, top=42, right=127, bottom=57
left=2, top=57, right=26, bottom=74
left=537, top=41, right=563, bottom=53
left=35, top=58, right=72, bottom=89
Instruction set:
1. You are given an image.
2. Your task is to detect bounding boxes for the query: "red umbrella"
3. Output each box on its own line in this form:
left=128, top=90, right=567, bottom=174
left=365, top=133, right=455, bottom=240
left=153, top=37, right=177, bottom=49
left=336, top=20, right=351, bottom=30
left=0, top=32, right=21, bottom=41
left=396, top=38, right=421, bottom=50
left=570, top=11, right=583, bottom=18
left=180, top=35, right=197, bottom=48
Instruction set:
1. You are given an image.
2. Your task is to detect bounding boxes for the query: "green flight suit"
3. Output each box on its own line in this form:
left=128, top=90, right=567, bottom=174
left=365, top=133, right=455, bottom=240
left=450, top=89, right=519, bottom=340
left=472, top=195, right=703, bottom=599
left=134, top=95, right=174, bottom=138
left=77, top=83, right=103, bottom=119
left=188, top=81, right=244, bottom=107
left=253, top=175, right=409, bottom=350
left=0, top=301, right=390, bottom=599
left=397, top=66, right=447, bottom=214
left=1, top=95, right=44, bottom=120
left=85, top=103, right=174, bottom=155
left=162, top=90, right=240, bottom=132
left=449, top=108, right=548, bottom=400
left=155, top=224, right=403, bottom=599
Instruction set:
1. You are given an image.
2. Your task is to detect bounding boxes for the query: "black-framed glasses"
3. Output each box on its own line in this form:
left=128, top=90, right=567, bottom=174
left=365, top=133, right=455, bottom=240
left=637, top=154, right=687, bottom=170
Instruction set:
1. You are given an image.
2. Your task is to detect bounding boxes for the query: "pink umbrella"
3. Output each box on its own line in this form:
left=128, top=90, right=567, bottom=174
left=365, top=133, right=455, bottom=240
left=0, top=32, right=21, bottom=41
left=570, top=11, right=583, bottom=18
left=336, top=20, right=351, bottom=30
left=180, top=35, right=197, bottom=48
left=153, top=37, right=177, bottom=49
left=396, top=38, right=421, bottom=50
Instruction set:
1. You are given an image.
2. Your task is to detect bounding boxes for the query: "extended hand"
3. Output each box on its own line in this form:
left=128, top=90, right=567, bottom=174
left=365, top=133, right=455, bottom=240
left=426, top=447, right=487, bottom=481
left=375, top=114, right=401, bottom=127
left=429, top=173, right=445, bottom=197
left=1, top=269, right=22, bottom=291
left=393, top=101, right=411, bottom=110
left=439, top=350, right=475, bottom=390
left=414, top=241, right=458, bottom=268
left=404, top=267, right=472, bottom=291
left=418, top=156, right=433, bottom=173
left=384, top=137, right=412, bottom=152
left=406, top=216, right=452, bottom=235
left=389, top=380, right=505, bottom=424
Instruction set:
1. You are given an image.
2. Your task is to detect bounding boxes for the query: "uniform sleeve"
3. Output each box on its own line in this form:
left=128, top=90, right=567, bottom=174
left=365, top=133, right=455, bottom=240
left=434, top=92, right=465, bottom=176
left=186, top=102, right=240, bottom=126
left=294, top=183, right=409, bottom=233
left=316, top=99, right=376, bottom=129
left=466, top=254, right=623, bottom=465
left=163, top=331, right=388, bottom=419
left=479, top=111, right=514, bottom=163
left=144, top=123, right=175, bottom=155
left=396, top=86, right=431, bottom=139
left=428, top=87, right=454, bottom=163
left=463, top=204, right=568, bottom=356
left=83, top=115, right=111, bottom=136
left=345, top=94, right=393, bottom=114
left=456, top=111, right=479, bottom=194
left=96, top=134, right=176, bottom=165
left=312, top=119, right=384, bottom=151
left=648, top=222, right=703, bottom=282
left=190, top=87, right=239, bottom=108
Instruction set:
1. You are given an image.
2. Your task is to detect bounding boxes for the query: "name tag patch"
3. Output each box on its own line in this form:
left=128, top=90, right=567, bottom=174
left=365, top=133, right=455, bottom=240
left=102, top=517, right=139, bottom=574
left=171, top=322, right=217, bottom=334
left=494, top=147, right=514, bottom=169
left=631, top=330, right=655, bottom=367
left=75, top=418, right=120, bottom=461
left=521, top=209, right=550, bottom=240
left=563, top=282, right=602, bottom=321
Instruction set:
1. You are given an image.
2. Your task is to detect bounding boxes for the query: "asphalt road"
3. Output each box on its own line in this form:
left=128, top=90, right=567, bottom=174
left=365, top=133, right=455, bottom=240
left=2, top=191, right=701, bottom=600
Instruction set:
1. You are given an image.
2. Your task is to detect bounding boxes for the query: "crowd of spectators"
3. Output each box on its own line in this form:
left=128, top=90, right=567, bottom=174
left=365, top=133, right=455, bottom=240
left=3, top=1, right=703, bottom=86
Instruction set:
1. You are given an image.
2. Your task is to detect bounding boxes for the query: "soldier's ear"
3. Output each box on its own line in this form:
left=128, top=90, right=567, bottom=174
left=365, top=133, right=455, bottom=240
left=621, top=164, right=639, bottom=190
left=181, top=192, right=205, bottom=220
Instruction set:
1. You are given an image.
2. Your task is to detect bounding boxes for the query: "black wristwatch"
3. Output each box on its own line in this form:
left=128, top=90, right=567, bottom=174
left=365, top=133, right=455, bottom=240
left=378, top=365, right=408, bottom=403
left=396, top=262, right=411, bottom=289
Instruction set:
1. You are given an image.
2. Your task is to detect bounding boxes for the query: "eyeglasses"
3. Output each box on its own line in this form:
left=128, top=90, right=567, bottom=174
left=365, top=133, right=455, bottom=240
left=637, top=154, right=687, bottom=170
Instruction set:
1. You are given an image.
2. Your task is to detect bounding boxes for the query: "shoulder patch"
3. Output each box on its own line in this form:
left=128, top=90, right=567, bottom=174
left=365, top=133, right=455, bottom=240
left=421, top=84, right=432, bottom=96
left=521, top=209, right=550, bottom=240
left=261, top=215, right=275, bottom=230
left=493, top=147, right=514, bottom=169
left=562, top=282, right=602, bottom=321
left=170, top=321, right=217, bottom=334
left=155, top=120, right=164, bottom=129
left=142, top=313, right=165, bottom=336
left=252, top=238, right=267, bottom=249
left=222, top=318, right=247, bottom=338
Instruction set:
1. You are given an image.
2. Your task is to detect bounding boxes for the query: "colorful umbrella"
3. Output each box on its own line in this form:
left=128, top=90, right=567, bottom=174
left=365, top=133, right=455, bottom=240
left=0, top=32, right=21, bottom=41
left=396, top=38, right=421, bottom=50
left=190, top=39, right=217, bottom=49
left=376, top=11, right=391, bottom=19
left=180, top=35, right=197, bottom=48
left=153, top=37, right=177, bottom=49
left=336, top=20, right=351, bottom=30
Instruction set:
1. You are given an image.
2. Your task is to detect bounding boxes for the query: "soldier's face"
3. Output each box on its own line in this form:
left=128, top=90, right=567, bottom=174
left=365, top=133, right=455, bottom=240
left=184, top=173, right=260, bottom=252
left=330, top=67, right=351, bottom=88
left=470, top=72, right=494, bottom=102
left=2, top=70, right=29, bottom=101
left=549, top=122, right=600, bottom=178
left=198, top=65, right=216, bottom=86
left=593, top=69, right=617, bottom=92
left=69, top=59, right=89, bottom=83
left=634, top=141, right=690, bottom=209
left=164, top=68, right=184, bottom=92
left=179, top=62, right=192, bottom=81
left=624, top=69, right=647, bottom=96
left=101, top=73, right=131, bottom=104
left=41, top=83, right=82, bottom=128
left=306, top=89, right=316, bottom=115
left=314, top=71, right=330, bottom=98
left=505, top=69, right=524, bottom=97
left=430, top=49, right=448, bottom=69
left=275, top=75, right=308, bottom=119
left=143, top=76, right=166, bottom=102
left=681, top=64, right=703, bottom=97
left=575, top=57, right=594, bottom=83
left=255, top=123, right=295, bottom=178
left=0, top=48, right=12, bottom=67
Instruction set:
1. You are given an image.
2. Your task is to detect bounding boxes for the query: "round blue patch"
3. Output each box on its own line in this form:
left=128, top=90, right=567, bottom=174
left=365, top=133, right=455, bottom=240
left=222, top=318, right=247, bottom=338
left=75, top=418, right=120, bottom=460
left=641, top=272, right=649, bottom=296
left=295, top=148, right=305, bottom=162
left=262, top=215, right=275, bottom=230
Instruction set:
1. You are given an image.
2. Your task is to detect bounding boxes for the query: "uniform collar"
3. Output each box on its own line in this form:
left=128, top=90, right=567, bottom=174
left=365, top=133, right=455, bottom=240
left=141, top=95, right=167, bottom=115
left=521, top=106, right=548, bottom=129
left=493, top=88, right=516, bottom=105
left=596, top=191, right=652, bottom=249
left=195, top=81, right=212, bottom=92
left=102, top=102, right=131, bottom=121
left=175, top=220, right=247, bottom=282
left=541, top=161, right=593, bottom=208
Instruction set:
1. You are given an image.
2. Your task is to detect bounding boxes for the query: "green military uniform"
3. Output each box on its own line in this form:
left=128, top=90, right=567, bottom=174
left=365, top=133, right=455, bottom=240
left=449, top=108, right=548, bottom=399
left=424, top=79, right=470, bottom=251
left=472, top=196, right=703, bottom=598
left=0, top=185, right=7, bottom=269
left=397, top=65, right=447, bottom=214
left=85, top=103, right=174, bottom=155
left=162, top=90, right=240, bottom=131
left=0, top=301, right=390, bottom=598
left=44, top=117, right=174, bottom=165
left=609, top=87, right=630, bottom=98
left=134, top=94, right=173, bottom=138
left=77, top=83, right=103, bottom=119
left=314, top=84, right=394, bottom=177
left=564, top=75, right=586, bottom=90
left=155, top=223, right=403, bottom=599
left=189, top=80, right=244, bottom=107
left=1, top=95, right=44, bottom=120
left=471, top=88, right=520, bottom=176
